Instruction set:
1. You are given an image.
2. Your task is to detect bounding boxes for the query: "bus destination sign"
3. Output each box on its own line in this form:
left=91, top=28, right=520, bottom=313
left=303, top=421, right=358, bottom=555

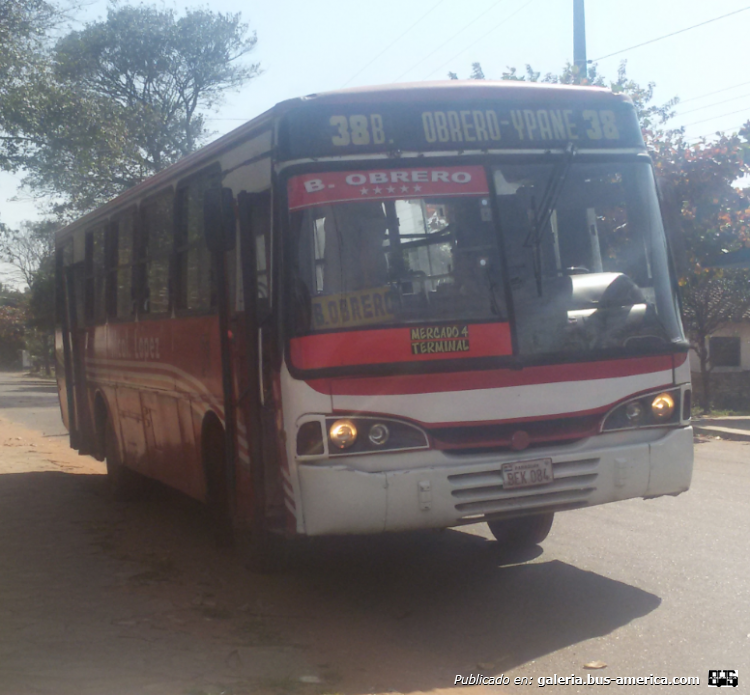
left=280, top=100, right=643, bottom=159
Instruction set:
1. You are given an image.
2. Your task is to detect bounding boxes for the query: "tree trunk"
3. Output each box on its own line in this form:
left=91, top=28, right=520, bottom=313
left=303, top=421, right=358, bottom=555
left=698, top=348, right=711, bottom=412
left=43, top=332, right=52, bottom=376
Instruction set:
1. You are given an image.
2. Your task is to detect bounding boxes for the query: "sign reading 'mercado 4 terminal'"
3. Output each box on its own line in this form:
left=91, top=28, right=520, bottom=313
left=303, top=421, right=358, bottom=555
left=288, top=166, right=489, bottom=210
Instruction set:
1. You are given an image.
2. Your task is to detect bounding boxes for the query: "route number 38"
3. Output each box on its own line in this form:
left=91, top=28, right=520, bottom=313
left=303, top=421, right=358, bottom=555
left=330, top=114, right=385, bottom=146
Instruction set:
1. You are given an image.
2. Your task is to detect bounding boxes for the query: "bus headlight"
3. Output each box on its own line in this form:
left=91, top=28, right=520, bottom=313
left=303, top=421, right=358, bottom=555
left=602, top=388, right=682, bottom=431
left=625, top=401, right=645, bottom=424
left=651, top=392, right=675, bottom=421
left=368, top=423, right=390, bottom=446
left=324, top=416, right=428, bottom=456
left=329, top=419, right=358, bottom=449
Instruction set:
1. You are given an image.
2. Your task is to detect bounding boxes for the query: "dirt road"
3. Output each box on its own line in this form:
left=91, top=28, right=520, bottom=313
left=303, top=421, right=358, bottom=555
left=0, top=414, right=324, bottom=695
left=0, top=383, right=516, bottom=695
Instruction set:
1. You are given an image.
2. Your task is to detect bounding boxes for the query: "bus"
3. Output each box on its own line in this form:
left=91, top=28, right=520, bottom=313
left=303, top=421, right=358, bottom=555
left=55, top=81, right=693, bottom=559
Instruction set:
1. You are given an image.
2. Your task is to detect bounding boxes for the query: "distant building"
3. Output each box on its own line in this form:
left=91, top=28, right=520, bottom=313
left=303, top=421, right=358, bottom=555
left=690, top=248, right=750, bottom=410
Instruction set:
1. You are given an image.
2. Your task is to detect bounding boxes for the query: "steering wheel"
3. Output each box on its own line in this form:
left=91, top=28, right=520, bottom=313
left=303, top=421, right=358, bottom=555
left=598, top=274, right=645, bottom=309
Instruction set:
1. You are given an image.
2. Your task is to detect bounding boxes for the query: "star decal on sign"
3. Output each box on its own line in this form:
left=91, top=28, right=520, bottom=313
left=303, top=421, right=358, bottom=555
left=413, top=184, right=422, bottom=192
left=373, top=186, right=382, bottom=194
left=386, top=185, right=396, bottom=193
left=360, top=187, right=369, bottom=194
left=400, top=185, right=409, bottom=193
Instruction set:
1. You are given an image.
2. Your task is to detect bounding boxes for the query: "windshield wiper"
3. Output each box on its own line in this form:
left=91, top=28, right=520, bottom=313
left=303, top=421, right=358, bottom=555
left=523, top=143, right=577, bottom=296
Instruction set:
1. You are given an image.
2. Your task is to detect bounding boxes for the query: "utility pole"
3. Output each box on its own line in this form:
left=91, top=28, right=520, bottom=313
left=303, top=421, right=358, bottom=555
left=573, top=0, right=587, bottom=81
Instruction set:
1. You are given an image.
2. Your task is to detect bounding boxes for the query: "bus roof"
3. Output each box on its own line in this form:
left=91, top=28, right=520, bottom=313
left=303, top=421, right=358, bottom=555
left=279, top=80, right=629, bottom=107
left=56, top=81, right=636, bottom=243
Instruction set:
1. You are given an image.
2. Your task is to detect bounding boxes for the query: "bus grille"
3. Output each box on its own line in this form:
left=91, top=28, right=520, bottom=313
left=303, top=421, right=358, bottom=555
left=447, top=457, right=599, bottom=520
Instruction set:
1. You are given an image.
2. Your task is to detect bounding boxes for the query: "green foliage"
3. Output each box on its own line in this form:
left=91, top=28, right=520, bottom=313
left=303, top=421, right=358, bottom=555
left=27, top=253, right=54, bottom=331
left=0, top=218, right=56, bottom=370
left=0, top=297, right=27, bottom=366
left=469, top=62, right=485, bottom=80
left=657, top=130, right=750, bottom=407
left=0, top=0, right=57, bottom=171
left=0, top=218, right=56, bottom=286
left=652, top=133, right=750, bottom=268
left=4, top=3, right=261, bottom=217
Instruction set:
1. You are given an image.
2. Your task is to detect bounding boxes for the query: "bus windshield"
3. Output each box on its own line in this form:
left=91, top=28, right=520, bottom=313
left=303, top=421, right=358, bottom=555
left=287, top=160, right=683, bottom=361
left=494, top=159, right=684, bottom=357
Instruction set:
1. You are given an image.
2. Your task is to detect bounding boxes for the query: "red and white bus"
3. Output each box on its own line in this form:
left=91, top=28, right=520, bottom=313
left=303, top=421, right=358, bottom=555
left=56, top=81, right=693, bottom=556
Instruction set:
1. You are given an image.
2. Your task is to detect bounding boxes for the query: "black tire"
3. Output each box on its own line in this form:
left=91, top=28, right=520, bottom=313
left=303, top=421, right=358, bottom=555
left=203, top=423, right=234, bottom=547
left=105, top=417, right=143, bottom=500
left=487, top=512, right=554, bottom=548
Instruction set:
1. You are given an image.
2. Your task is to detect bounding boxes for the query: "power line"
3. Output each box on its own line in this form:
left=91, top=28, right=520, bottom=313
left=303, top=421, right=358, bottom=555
left=688, top=123, right=747, bottom=141
left=393, top=0, right=507, bottom=82
left=422, top=0, right=536, bottom=80
left=680, top=80, right=750, bottom=105
left=682, top=106, right=750, bottom=128
left=340, top=0, right=447, bottom=88
left=590, top=6, right=750, bottom=63
left=676, top=91, right=750, bottom=117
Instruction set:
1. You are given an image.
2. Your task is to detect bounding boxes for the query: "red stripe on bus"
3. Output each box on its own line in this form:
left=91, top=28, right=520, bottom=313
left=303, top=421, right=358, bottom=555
left=305, top=354, right=675, bottom=396
left=290, top=322, right=512, bottom=371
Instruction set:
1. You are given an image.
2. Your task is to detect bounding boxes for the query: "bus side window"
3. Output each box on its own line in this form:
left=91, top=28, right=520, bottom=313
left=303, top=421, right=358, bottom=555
left=175, top=173, right=218, bottom=312
left=113, top=209, right=135, bottom=319
left=139, top=189, right=174, bottom=315
left=251, top=190, right=272, bottom=321
left=104, top=219, right=118, bottom=319
left=84, top=224, right=106, bottom=324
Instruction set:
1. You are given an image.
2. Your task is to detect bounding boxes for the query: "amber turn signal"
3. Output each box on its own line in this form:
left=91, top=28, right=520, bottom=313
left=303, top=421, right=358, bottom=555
left=329, top=419, right=358, bottom=449
left=651, top=393, right=675, bottom=421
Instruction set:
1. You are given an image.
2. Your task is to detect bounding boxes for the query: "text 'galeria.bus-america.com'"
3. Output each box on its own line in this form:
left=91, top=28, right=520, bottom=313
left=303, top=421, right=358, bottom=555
left=55, top=81, right=692, bottom=557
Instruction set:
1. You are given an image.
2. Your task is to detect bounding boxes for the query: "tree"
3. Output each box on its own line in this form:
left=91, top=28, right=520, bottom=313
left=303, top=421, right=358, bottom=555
left=0, top=218, right=56, bottom=287
left=0, top=218, right=57, bottom=372
left=0, top=287, right=27, bottom=367
left=0, top=0, right=59, bottom=172
left=9, top=4, right=261, bottom=216
left=653, top=132, right=750, bottom=408
left=26, top=252, right=55, bottom=374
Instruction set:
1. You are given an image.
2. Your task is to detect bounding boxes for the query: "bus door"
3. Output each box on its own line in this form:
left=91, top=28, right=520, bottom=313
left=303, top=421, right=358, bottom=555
left=60, top=253, right=88, bottom=451
left=56, top=243, right=75, bottom=445
left=236, top=190, right=284, bottom=532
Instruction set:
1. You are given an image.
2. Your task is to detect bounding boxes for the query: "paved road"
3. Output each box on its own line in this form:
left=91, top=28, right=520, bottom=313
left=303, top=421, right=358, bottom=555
left=0, top=370, right=67, bottom=437
left=0, top=369, right=747, bottom=694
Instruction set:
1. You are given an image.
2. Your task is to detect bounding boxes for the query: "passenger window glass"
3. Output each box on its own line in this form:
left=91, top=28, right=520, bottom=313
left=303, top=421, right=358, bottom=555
left=84, top=225, right=106, bottom=324
left=292, top=196, right=504, bottom=334
left=175, top=173, right=219, bottom=311
left=141, top=190, right=173, bottom=315
left=114, top=211, right=135, bottom=319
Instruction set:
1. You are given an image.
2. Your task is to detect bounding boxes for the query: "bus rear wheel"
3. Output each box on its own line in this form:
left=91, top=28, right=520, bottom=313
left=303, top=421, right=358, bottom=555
left=105, top=417, right=143, bottom=499
left=487, top=512, right=554, bottom=548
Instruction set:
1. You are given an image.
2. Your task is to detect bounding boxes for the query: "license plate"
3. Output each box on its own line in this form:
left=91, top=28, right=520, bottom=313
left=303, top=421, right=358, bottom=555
left=502, top=458, right=554, bottom=490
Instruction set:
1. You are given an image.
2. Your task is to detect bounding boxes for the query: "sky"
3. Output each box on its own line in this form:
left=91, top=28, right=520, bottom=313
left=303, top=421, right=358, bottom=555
left=2, top=0, right=750, bottom=251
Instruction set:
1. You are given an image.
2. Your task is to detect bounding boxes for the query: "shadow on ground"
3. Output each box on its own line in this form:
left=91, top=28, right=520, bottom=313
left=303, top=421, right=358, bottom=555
left=0, top=469, right=661, bottom=695
left=281, top=531, right=661, bottom=692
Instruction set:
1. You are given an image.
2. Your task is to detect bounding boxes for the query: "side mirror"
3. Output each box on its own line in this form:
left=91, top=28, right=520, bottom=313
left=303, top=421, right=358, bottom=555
left=203, top=187, right=236, bottom=253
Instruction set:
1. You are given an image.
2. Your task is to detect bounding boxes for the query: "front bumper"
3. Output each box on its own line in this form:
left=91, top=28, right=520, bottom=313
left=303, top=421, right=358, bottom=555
left=295, top=426, right=694, bottom=536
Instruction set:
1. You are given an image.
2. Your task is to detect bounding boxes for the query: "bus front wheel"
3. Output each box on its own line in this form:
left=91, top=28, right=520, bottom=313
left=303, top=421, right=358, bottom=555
left=487, top=512, right=554, bottom=548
